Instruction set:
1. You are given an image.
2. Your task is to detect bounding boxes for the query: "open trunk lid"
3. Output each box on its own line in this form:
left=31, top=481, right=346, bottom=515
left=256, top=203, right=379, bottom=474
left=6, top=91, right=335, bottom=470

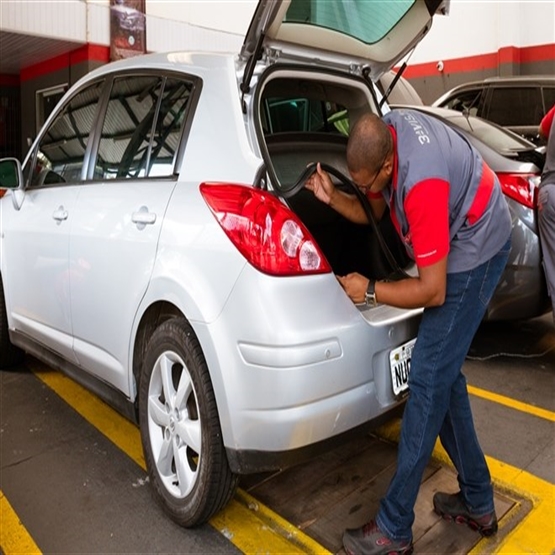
left=240, top=0, right=449, bottom=88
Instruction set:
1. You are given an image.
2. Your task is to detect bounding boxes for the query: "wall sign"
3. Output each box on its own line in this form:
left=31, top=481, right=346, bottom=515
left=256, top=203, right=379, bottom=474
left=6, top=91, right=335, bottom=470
left=110, top=0, right=146, bottom=61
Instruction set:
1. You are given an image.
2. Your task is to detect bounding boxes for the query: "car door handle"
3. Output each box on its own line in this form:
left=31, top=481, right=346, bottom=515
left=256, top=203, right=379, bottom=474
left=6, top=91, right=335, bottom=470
left=132, top=206, right=156, bottom=230
left=52, top=206, right=68, bottom=223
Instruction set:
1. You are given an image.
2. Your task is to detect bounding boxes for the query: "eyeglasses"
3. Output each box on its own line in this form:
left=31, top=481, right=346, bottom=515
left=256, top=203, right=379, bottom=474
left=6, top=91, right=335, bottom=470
left=358, top=153, right=387, bottom=192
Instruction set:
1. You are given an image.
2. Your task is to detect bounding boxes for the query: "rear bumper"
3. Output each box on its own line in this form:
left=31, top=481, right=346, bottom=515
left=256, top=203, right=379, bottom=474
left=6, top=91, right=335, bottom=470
left=194, top=266, right=421, bottom=473
left=226, top=402, right=405, bottom=474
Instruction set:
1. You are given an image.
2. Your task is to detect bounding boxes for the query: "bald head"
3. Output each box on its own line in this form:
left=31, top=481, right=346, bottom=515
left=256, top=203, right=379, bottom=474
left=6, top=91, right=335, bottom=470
left=347, top=113, right=393, bottom=174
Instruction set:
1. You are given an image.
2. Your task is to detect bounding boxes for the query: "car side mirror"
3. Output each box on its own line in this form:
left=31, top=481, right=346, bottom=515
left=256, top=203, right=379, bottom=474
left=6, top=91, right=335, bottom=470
left=0, top=158, right=23, bottom=190
left=0, top=158, right=25, bottom=209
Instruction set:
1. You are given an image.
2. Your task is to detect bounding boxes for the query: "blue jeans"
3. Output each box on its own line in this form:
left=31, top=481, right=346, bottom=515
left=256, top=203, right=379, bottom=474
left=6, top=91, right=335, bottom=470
left=376, top=238, right=511, bottom=542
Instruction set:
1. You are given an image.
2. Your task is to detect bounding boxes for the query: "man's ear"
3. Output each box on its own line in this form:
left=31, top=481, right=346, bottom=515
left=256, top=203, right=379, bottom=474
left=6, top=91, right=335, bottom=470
left=383, top=152, right=394, bottom=176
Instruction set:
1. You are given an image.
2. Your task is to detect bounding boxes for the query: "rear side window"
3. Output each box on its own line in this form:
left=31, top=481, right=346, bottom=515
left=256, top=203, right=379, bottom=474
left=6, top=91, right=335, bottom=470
left=95, top=75, right=193, bottom=179
left=487, top=87, right=543, bottom=126
left=27, top=81, right=104, bottom=187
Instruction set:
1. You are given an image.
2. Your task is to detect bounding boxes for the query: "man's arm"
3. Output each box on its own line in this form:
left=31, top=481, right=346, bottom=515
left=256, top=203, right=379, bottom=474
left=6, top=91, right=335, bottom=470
left=304, top=163, right=386, bottom=224
left=337, top=257, right=447, bottom=309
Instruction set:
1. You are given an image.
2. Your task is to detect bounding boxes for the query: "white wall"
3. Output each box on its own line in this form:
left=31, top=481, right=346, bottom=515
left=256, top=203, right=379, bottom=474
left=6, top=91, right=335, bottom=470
left=86, top=0, right=244, bottom=52
left=146, top=0, right=257, bottom=36
left=410, top=1, right=555, bottom=65
left=146, top=0, right=555, bottom=64
left=2, top=0, right=553, bottom=64
left=0, top=0, right=87, bottom=41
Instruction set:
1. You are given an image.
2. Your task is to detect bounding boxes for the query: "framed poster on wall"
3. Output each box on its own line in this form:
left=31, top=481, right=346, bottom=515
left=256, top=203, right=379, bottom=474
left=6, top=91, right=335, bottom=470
left=110, top=0, right=146, bottom=61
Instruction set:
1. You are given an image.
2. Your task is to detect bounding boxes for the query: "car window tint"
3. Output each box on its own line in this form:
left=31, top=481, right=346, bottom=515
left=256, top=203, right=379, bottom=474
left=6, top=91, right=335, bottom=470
left=264, top=97, right=347, bottom=135
left=448, top=114, right=533, bottom=152
left=285, top=0, right=415, bottom=44
left=487, top=87, right=543, bottom=126
left=95, top=75, right=192, bottom=179
left=27, top=81, right=104, bottom=188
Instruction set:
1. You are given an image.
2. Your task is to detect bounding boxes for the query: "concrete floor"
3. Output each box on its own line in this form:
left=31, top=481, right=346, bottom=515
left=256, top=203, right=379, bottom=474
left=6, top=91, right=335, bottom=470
left=1, top=313, right=553, bottom=553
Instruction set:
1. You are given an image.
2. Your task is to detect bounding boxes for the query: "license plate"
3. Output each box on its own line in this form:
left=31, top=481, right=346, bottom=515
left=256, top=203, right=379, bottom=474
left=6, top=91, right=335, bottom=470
left=389, top=338, right=416, bottom=396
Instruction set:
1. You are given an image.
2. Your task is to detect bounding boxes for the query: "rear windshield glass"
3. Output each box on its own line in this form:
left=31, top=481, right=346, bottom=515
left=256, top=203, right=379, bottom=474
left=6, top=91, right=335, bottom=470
left=285, top=0, right=415, bottom=44
left=448, top=114, right=534, bottom=153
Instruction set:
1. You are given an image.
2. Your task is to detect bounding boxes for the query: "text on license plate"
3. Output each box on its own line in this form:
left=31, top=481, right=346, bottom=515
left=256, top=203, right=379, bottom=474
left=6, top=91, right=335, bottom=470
left=389, top=338, right=417, bottom=396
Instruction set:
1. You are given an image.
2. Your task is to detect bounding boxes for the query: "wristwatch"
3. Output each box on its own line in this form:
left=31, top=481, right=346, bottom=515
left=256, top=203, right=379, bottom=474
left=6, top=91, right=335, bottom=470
left=365, top=279, right=377, bottom=307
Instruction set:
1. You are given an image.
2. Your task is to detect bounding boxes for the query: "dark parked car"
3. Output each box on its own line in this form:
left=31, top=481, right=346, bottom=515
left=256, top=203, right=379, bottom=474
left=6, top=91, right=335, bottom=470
left=432, top=76, right=555, bottom=145
left=392, top=105, right=549, bottom=321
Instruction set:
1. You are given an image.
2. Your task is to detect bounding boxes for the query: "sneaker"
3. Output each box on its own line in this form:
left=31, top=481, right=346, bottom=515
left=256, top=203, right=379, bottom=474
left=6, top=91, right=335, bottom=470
left=433, top=491, right=498, bottom=537
left=342, top=520, right=414, bottom=555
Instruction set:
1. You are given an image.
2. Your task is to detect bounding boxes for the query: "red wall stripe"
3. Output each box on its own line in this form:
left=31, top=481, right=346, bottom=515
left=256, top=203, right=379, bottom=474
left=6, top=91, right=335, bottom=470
left=20, top=44, right=110, bottom=82
left=402, top=43, right=555, bottom=79
left=16, top=41, right=553, bottom=83
left=70, top=44, right=111, bottom=66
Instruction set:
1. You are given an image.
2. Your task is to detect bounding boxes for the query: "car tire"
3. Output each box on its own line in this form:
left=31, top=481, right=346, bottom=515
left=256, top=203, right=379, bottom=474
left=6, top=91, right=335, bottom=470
left=0, top=277, right=24, bottom=369
left=139, top=317, right=237, bottom=527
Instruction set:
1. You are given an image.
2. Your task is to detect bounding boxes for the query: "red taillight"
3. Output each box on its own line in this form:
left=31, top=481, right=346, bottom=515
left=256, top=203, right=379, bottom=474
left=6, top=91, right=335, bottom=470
left=200, top=183, right=331, bottom=276
left=497, top=172, right=539, bottom=209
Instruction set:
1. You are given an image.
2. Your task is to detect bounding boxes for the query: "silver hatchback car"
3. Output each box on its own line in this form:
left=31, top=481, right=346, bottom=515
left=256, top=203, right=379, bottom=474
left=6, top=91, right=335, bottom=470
left=0, top=0, right=448, bottom=527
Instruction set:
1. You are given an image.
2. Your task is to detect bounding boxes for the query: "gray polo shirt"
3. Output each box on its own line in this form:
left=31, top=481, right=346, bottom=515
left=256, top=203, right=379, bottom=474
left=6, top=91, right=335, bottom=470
left=382, top=109, right=511, bottom=273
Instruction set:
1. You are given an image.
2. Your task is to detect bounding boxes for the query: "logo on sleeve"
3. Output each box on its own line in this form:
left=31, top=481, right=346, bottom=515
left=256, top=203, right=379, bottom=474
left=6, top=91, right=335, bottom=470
left=402, top=112, right=430, bottom=145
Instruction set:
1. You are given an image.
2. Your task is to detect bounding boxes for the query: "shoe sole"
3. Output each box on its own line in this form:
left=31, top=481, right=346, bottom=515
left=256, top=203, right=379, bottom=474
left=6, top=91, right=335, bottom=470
left=433, top=506, right=498, bottom=537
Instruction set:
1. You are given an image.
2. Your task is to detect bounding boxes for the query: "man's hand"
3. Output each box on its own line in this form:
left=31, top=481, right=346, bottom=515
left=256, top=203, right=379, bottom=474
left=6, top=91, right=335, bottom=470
left=305, top=163, right=335, bottom=205
left=337, top=273, right=368, bottom=304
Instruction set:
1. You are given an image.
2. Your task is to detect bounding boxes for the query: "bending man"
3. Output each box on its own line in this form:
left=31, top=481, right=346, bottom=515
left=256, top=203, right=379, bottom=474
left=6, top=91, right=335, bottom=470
left=306, top=109, right=511, bottom=555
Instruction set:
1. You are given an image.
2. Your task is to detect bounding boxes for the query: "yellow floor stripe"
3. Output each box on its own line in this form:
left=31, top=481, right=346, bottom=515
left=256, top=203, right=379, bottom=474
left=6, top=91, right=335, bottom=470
left=33, top=365, right=145, bottom=468
left=468, top=385, right=555, bottom=423
left=8, top=362, right=553, bottom=554
left=31, top=363, right=330, bottom=555
left=377, top=419, right=555, bottom=555
left=0, top=490, right=41, bottom=555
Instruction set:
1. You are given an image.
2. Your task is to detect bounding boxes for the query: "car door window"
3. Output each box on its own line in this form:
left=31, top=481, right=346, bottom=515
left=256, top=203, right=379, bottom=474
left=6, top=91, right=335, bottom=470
left=95, top=75, right=193, bottom=179
left=487, top=87, right=542, bottom=126
left=26, top=81, right=104, bottom=187
left=441, top=88, right=483, bottom=117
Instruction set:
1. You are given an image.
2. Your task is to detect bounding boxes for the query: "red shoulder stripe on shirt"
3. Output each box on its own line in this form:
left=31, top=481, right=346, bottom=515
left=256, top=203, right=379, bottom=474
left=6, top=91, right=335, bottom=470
left=404, top=178, right=450, bottom=268
left=467, top=162, right=495, bottom=226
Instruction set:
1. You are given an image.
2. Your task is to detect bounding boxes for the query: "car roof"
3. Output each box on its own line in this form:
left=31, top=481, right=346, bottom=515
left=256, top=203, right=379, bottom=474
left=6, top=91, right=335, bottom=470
left=482, top=75, right=555, bottom=84
left=84, top=51, right=236, bottom=80
left=436, top=75, right=555, bottom=93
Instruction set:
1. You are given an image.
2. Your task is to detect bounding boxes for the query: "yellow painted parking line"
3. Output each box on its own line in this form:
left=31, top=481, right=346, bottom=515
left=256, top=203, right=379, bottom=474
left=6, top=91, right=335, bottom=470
left=31, top=364, right=330, bottom=555
left=23, top=363, right=555, bottom=554
left=477, top=458, right=555, bottom=555
left=0, top=490, right=41, bottom=555
left=213, top=490, right=330, bottom=554
left=377, top=420, right=555, bottom=555
left=468, top=385, right=555, bottom=423
left=33, top=365, right=145, bottom=468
